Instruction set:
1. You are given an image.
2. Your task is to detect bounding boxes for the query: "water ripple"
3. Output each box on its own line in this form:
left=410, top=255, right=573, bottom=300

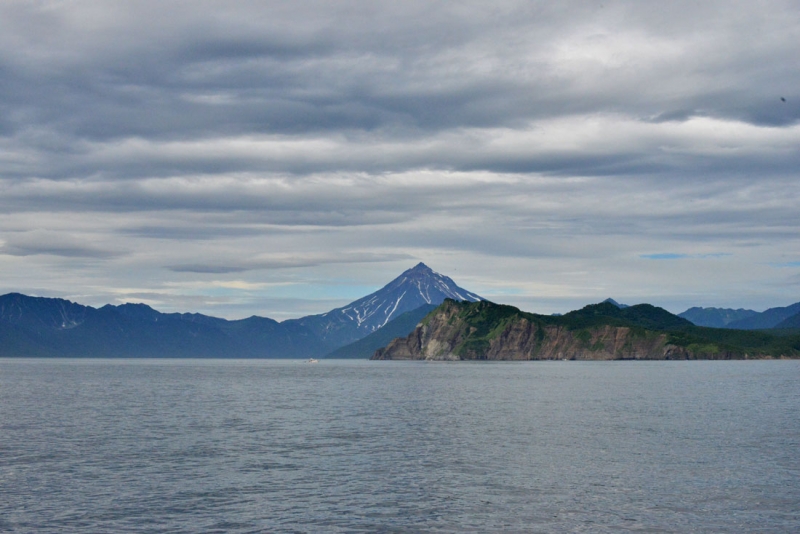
left=1, top=359, right=799, bottom=533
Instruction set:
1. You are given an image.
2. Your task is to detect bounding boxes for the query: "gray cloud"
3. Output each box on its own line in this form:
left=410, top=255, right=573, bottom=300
left=0, top=1, right=798, bottom=318
left=166, top=252, right=414, bottom=274
left=0, top=242, right=118, bottom=259
left=2, top=2, right=799, bottom=144
left=0, top=230, right=123, bottom=259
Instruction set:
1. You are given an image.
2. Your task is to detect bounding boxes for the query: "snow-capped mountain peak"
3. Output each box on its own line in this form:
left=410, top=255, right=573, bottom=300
left=290, top=263, right=482, bottom=348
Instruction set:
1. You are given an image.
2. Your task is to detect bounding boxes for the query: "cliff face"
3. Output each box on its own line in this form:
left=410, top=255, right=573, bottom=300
left=372, top=300, right=759, bottom=361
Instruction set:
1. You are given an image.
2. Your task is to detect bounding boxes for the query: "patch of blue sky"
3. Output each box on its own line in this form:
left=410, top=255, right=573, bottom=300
left=640, top=253, right=731, bottom=260
left=640, top=253, right=689, bottom=260
left=696, top=253, right=732, bottom=258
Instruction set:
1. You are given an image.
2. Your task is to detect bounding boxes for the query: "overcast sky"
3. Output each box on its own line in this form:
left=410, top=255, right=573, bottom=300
left=1, top=0, right=798, bottom=319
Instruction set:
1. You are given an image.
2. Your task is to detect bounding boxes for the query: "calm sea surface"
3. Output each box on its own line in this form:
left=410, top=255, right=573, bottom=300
left=1, top=359, right=798, bottom=533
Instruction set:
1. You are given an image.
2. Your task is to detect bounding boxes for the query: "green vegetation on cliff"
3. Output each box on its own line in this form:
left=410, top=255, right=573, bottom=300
left=561, top=301, right=800, bottom=356
left=378, top=299, right=800, bottom=360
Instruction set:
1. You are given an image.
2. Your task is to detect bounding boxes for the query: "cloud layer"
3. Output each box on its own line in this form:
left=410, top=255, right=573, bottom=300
left=1, top=1, right=799, bottom=318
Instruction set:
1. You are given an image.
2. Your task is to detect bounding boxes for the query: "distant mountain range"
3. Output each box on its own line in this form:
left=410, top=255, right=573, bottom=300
left=677, top=307, right=758, bottom=328
left=0, top=263, right=480, bottom=358
left=2, top=262, right=798, bottom=359
left=0, top=293, right=324, bottom=358
left=678, top=302, right=800, bottom=329
left=775, top=312, right=800, bottom=329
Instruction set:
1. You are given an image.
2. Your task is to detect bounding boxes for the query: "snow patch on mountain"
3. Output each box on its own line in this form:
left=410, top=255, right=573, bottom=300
left=288, top=263, right=483, bottom=347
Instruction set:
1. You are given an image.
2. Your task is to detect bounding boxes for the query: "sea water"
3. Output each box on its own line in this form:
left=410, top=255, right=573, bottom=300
left=0, top=358, right=798, bottom=533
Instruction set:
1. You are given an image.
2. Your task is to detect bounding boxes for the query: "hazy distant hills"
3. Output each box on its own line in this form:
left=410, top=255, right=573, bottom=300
left=775, top=312, right=800, bottom=329
left=726, top=302, right=800, bottom=329
left=0, top=263, right=480, bottom=358
left=0, top=293, right=326, bottom=358
left=678, top=307, right=758, bottom=328
left=679, top=302, right=800, bottom=330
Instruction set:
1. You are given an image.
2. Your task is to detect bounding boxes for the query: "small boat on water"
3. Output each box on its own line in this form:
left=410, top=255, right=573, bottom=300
left=306, top=358, right=319, bottom=364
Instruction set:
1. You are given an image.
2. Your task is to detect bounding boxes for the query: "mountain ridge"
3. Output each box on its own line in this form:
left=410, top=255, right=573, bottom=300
left=726, top=302, right=800, bottom=330
left=678, top=306, right=758, bottom=328
left=372, top=299, right=800, bottom=361
left=4, top=267, right=798, bottom=358
left=323, top=304, right=438, bottom=359
left=283, top=262, right=481, bottom=347
left=775, top=312, right=800, bottom=329
left=679, top=302, right=800, bottom=329
left=0, top=263, right=481, bottom=358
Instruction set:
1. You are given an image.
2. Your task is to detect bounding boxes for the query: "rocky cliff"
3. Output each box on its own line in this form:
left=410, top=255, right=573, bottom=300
left=372, top=300, right=792, bottom=361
